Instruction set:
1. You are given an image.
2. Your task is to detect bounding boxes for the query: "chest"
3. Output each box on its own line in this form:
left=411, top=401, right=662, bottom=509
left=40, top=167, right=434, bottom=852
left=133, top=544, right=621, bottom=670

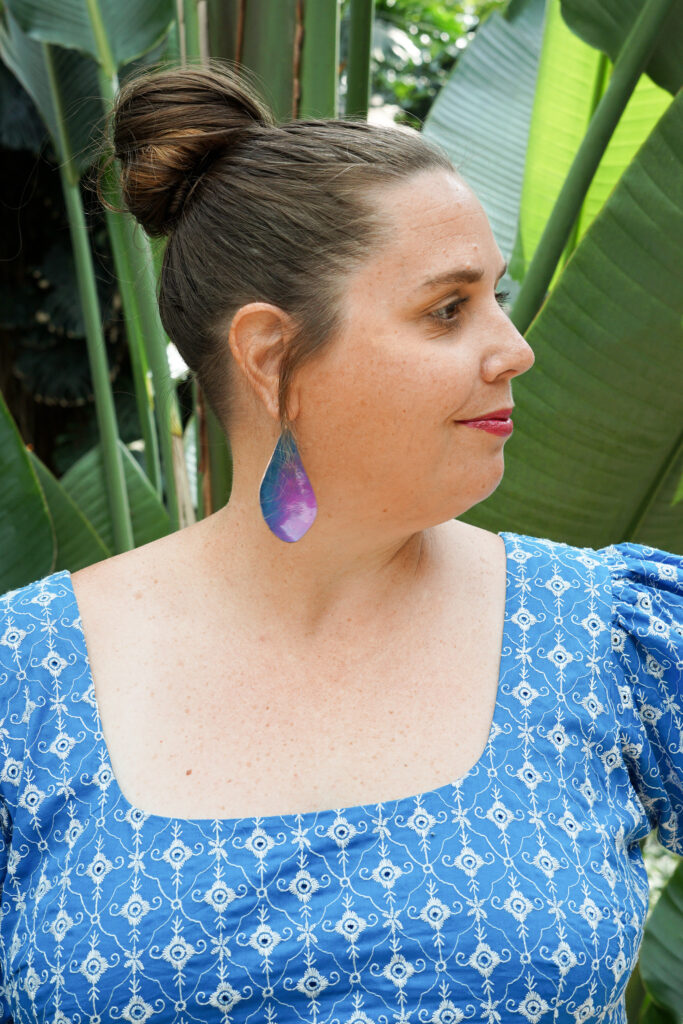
left=73, top=563, right=506, bottom=822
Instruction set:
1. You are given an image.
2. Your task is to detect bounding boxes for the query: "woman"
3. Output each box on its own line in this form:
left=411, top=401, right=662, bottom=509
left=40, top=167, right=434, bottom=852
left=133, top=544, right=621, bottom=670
left=1, top=61, right=681, bottom=1022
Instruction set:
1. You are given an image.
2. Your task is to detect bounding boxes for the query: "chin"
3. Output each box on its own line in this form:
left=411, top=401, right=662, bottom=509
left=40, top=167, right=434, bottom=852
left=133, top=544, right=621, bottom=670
left=470, top=465, right=505, bottom=505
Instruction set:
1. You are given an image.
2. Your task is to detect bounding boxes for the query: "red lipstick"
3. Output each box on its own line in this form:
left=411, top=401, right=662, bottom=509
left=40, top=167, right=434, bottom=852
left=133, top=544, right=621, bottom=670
left=456, top=407, right=514, bottom=437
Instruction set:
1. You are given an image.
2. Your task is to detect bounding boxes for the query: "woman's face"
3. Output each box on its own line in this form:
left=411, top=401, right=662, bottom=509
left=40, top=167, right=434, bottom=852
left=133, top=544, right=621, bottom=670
left=290, top=168, right=536, bottom=533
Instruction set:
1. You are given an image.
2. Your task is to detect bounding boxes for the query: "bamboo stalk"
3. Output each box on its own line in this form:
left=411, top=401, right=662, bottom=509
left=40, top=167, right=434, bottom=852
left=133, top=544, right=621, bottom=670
left=511, top=0, right=676, bottom=335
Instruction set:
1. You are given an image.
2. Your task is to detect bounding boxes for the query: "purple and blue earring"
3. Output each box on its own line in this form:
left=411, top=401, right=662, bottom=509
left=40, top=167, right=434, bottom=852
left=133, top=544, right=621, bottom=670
left=259, top=429, right=317, bottom=542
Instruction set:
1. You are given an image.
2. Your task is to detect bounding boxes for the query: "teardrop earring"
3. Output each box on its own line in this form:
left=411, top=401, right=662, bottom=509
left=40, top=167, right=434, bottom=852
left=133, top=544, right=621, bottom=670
left=259, top=429, right=317, bottom=543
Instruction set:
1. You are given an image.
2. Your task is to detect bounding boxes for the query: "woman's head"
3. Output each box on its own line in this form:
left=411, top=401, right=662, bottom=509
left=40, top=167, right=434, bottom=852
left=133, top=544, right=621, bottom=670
left=98, top=59, right=457, bottom=439
left=99, top=59, right=534, bottom=542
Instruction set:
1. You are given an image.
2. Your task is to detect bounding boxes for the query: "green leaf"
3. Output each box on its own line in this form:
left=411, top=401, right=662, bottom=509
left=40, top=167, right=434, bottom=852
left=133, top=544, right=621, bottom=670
left=560, top=0, right=683, bottom=95
left=626, top=959, right=648, bottom=1022
left=29, top=453, right=111, bottom=572
left=515, top=0, right=670, bottom=286
left=639, top=858, right=683, bottom=1021
left=0, top=6, right=103, bottom=175
left=4, top=0, right=175, bottom=70
left=422, top=0, right=546, bottom=272
left=572, top=75, right=671, bottom=245
left=423, top=0, right=672, bottom=308
left=511, top=0, right=602, bottom=285
left=639, top=995, right=680, bottom=1024
left=59, top=440, right=172, bottom=552
left=0, top=390, right=54, bottom=592
left=466, top=90, right=683, bottom=551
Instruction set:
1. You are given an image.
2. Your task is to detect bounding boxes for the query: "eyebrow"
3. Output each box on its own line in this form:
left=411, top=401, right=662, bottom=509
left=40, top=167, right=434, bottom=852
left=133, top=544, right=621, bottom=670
left=417, top=260, right=508, bottom=292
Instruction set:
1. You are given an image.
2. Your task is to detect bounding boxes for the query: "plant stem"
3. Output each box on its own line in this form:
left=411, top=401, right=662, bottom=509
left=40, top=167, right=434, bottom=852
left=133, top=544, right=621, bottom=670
left=100, top=167, right=162, bottom=496
left=94, top=62, right=192, bottom=531
left=512, top=0, right=676, bottom=335
left=345, top=0, right=375, bottom=119
left=42, top=42, right=134, bottom=553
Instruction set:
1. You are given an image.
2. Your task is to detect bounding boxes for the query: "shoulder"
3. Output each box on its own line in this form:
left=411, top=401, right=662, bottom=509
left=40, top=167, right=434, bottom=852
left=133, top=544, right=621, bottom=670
left=70, top=516, right=211, bottom=602
left=69, top=522, right=207, bottom=646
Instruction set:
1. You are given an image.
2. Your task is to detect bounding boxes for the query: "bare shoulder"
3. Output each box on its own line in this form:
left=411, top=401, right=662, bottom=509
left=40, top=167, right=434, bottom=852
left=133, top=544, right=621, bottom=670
left=69, top=518, right=211, bottom=629
left=439, top=519, right=506, bottom=583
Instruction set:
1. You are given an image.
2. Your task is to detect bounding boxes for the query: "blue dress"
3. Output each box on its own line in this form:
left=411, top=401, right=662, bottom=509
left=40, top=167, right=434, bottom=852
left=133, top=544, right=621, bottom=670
left=0, top=530, right=681, bottom=1023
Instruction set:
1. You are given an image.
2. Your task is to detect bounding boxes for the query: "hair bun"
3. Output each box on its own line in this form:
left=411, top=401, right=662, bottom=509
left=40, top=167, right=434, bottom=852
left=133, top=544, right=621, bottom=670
left=108, top=61, right=274, bottom=236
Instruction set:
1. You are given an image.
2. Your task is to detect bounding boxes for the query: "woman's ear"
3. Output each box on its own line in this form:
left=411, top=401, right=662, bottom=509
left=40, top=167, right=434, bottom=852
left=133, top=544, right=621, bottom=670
left=227, top=302, right=295, bottom=422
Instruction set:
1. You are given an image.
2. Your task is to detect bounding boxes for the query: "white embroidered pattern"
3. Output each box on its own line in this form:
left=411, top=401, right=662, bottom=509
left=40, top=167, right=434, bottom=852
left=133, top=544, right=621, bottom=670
left=0, top=531, right=680, bottom=1023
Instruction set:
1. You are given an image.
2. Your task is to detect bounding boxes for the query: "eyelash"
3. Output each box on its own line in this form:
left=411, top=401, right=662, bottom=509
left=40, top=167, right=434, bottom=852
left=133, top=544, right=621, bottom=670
left=430, top=289, right=511, bottom=330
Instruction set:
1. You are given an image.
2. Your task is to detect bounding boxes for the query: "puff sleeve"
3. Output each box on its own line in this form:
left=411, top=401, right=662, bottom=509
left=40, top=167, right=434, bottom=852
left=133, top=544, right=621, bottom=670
left=598, top=540, right=683, bottom=855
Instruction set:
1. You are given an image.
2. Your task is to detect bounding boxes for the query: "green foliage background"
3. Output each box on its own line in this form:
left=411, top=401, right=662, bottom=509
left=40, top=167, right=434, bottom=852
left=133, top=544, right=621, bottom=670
left=342, top=0, right=507, bottom=125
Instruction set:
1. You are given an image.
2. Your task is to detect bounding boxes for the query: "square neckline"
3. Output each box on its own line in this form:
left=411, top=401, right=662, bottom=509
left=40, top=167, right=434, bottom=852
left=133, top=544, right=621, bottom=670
left=60, top=530, right=514, bottom=833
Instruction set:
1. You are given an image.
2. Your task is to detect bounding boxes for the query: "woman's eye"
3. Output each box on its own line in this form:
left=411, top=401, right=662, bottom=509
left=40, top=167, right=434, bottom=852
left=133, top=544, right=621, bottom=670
left=430, top=289, right=511, bottom=330
left=431, top=297, right=467, bottom=326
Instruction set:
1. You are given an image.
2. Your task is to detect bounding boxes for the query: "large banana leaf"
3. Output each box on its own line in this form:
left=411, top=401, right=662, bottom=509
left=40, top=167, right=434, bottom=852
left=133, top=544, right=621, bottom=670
left=638, top=858, right=683, bottom=1021
left=29, top=454, right=111, bottom=572
left=5, top=0, right=175, bottom=69
left=516, top=0, right=670, bottom=286
left=0, top=6, right=102, bottom=177
left=0, top=391, right=54, bottom=589
left=423, top=0, right=671, bottom=292
left=2, top=0, right=198, bottom=534
left=560, top=0, right=683, bottom=95
left=422, top=0, right=546, bottom=293
left=0, top=11, right=136, bottom=556
left=472, top=91, right=683, bottom=551
left=58, top=439, right=171, bottom=553
left=0, top=387, right=170, bottom=592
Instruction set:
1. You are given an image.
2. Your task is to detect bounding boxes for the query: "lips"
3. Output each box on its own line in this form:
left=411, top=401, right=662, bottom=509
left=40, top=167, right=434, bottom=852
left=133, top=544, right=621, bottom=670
left=458, top=407, right=513, bottom=423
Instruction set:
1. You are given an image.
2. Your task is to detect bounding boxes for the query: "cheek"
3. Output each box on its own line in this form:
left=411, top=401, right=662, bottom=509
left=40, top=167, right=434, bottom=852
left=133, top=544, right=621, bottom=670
left=296, top=333, right=465, bottom=452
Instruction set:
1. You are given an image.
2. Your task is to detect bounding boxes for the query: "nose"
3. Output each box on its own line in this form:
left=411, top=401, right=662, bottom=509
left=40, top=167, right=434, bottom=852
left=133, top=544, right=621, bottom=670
left=510, top=321, right=535, bottom=372
left=490, top=296, right=535, bottom=375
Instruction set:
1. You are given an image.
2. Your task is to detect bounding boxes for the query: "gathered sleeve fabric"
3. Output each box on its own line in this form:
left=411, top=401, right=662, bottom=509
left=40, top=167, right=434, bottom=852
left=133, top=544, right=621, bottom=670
left=598, top=540, right=683, bottom=856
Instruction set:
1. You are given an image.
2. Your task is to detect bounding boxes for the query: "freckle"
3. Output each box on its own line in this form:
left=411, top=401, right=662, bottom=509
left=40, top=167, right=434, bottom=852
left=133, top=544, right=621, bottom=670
left=186, top=769, right=192, bottom=776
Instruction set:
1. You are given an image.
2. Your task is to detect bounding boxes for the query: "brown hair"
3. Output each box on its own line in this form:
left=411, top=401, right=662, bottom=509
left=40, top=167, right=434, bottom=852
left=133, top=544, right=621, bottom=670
left=97, top=59, right=456, bottom=438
